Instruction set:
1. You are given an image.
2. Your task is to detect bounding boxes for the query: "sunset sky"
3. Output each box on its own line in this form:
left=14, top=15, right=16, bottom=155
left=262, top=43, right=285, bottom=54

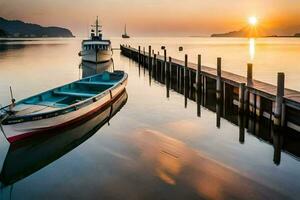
left=1, top=0, right=300, bottom=36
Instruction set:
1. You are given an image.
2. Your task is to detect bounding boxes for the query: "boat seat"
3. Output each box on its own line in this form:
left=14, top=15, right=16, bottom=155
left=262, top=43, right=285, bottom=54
left=53, top=91, right=95, bottom=98
left=36, top=96, right=69, bottom=107
left=77, top=81, right=114, bottom=86
left=38, top=102, right=67, bottom=108
left=102, top=72, right=110, bottom=81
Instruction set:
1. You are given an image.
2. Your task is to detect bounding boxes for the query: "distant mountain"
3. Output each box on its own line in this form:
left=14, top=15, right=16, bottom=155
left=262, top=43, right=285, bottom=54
left=211, top=26, right=300, bottom=38
left=211, top=30, right=247, bottom=37
left=0, top=17, right=74, bottom=38
left=211, top=27, right=262, bottom=38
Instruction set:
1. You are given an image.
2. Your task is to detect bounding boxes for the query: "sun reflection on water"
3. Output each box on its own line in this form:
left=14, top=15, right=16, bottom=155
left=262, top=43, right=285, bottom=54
left=249, top=38, right=256, bottom=61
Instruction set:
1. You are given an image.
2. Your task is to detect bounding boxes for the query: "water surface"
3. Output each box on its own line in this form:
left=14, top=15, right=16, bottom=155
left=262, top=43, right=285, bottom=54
left=0, top=38, right=300, bottom=200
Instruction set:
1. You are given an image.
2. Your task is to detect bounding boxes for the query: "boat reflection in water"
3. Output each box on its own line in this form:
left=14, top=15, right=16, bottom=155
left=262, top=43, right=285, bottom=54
left=0, top=89, right=128, bottom=187
left=80, top=59, right=114, bottom=78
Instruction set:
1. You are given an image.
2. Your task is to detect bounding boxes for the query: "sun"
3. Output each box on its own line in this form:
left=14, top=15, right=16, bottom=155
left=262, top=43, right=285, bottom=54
left=248, top=16, right=258, bottom=26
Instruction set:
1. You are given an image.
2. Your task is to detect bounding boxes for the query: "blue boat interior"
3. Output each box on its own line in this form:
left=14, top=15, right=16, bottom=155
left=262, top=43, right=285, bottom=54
left=16, top=71, right=123, bottom=110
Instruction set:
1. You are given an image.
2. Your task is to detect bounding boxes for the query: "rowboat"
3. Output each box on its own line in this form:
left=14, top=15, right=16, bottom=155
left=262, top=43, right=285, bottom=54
left=0, top=90, right=128, bottom=186
left=0, top=70, right=128, bottom=143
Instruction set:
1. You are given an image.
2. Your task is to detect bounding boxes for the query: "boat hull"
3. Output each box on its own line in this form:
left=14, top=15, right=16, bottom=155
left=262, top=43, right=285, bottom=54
left=2, top=78, right=127, bottom=143
left=81, top=60, right=113, bottom=78
left=80, top=49, right=112, bottom=63
left=0, top=90, right=128, bottom=185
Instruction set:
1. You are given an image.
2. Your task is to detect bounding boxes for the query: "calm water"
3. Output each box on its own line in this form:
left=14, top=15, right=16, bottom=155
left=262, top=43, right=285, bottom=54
left=0, top=38, right=300, bottom=200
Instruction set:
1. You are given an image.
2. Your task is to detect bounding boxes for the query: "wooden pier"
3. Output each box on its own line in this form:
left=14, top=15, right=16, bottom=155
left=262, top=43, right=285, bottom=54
left=120, top=45, right=300, bottom=132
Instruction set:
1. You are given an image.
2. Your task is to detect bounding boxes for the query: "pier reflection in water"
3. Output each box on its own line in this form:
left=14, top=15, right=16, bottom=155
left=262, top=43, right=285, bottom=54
left=133, top=50, right=300, bottom=166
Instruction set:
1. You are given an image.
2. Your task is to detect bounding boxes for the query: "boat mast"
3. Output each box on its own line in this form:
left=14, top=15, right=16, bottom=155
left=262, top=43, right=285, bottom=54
left=91, top=16, right=102, bottom=39
left=96, top=16, right=99, bottom=37
left=124, top=24, right=127, bottom=35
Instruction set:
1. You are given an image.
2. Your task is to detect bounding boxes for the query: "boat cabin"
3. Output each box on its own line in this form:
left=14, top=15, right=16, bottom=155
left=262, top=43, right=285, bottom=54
left=82, top=41, right=111, bottom=51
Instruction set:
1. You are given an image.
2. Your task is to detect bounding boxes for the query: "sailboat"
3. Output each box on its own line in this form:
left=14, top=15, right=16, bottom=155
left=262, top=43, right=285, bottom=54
left=79, top=17, right=112, bottom=63
left=122, top=24, right=130, bottom=39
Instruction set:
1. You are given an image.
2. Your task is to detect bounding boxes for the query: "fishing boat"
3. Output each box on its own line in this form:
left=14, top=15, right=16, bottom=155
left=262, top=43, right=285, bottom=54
left=0, top=71, right=127, bottom=143
left=81, top=59, right=113, bottom=78
left=122, top=24, right=130, bottom=39
left=79, top=17, right=112, bottom=63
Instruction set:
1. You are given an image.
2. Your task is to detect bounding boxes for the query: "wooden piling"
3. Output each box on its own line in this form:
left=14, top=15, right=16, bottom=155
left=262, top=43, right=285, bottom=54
left=188, top=70, right=192, bottom=98
left=222, top=82, right=226, bottom=114
left=153, top=54, right=157, bottom=78
left=138, top=46, right=141, bottom=75
left=216, top=100, right=221, bottom=128
left=166, top=57, right=171, bottom=98
left=138, top=46, right=141, bottom=64
left=244, top=63, right=253, bottom=113
left=217, top=57, right=222, bottom=99
left=155, top=54, right=159, bottom=80
left=247, top=63, right=253, bottom=86
left=148, top=46, right=152, bottom=75
left=197, top=54, right=202, bottom=117
left=177, top=65, right=180, bottom=92
left=163, top=49, right=167, bottom=83
left=184, top=54, right=188, bottom=107
left=143, top=47, right=146, bottom=74
left=239, top=83, right=245, bottom=113
left=274, top=73, right=285, bottom=126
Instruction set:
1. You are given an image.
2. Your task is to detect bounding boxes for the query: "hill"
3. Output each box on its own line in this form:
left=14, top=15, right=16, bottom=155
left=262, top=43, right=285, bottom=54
left=0, top=17, right=74, bottom=38
left=211, top=27, right=262, bottom=37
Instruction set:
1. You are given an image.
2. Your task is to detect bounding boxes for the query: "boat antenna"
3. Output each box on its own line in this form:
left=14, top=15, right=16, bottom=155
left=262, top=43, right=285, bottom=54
left=9, top=86, right=15, bottom=107
left=96, top=16, right=99, bottom=37
left=91, top=16, right=102, bottom=38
